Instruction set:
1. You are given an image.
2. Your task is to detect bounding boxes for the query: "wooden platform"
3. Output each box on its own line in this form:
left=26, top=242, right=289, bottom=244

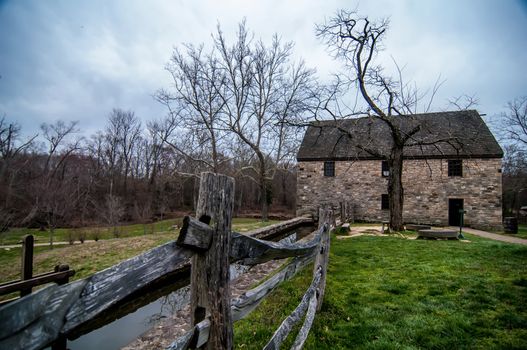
left=417, top=229, right=459, bottom=240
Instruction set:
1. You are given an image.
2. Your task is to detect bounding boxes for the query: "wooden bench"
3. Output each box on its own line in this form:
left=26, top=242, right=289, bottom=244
left=417, top=229, right=459, bottom=240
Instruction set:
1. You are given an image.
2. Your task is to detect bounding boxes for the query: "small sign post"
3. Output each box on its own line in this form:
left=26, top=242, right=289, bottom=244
left=458, top=209, right=466, bottom=239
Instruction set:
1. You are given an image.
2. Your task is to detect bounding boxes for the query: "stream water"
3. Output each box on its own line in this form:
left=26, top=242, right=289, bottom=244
left=59, top=224, right=315, bottom=350
left=68, top=286, right=190, bottom=350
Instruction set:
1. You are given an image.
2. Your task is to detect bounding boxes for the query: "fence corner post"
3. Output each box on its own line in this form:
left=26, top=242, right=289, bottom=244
left=20, top=234, right=34, bottom=297
left=190, top=172, right=235, bottom=350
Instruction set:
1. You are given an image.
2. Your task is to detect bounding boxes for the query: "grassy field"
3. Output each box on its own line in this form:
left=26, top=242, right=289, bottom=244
left=492, top=223, right=527, bottom=240
left=0, top=218, right=182, bottom=245
left=0, top=218, right=279, bottom=301
left=0, top=217, right=280, bottom=246
left=510, top=224, right=527, bottom=239
left=234, top=233, right=527, bottom=349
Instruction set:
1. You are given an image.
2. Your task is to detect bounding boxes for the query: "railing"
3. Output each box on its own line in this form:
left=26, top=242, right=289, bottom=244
left=0, top=172, right=346, bottom=350
left=0, top=235, right=75, bottom=303
left=166, top=173, right=340, bottom=349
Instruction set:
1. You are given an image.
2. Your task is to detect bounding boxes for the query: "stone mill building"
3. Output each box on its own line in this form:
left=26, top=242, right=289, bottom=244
left=296, top=110, right=503, bottom=230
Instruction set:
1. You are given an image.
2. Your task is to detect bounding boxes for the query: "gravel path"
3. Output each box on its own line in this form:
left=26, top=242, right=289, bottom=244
left=455, top=227, right=527, bottom=245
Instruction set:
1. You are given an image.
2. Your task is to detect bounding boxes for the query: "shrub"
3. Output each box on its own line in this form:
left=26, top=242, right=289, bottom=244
left=92, top=229, right=100, bottom=242
left=67, top=230, right=75, bottom=245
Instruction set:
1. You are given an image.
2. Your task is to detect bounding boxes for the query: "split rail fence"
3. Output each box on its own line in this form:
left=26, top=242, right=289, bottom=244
left=0, top=172, right=348, bottom=350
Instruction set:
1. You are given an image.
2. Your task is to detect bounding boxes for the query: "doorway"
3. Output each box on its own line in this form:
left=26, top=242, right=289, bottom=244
left=448, top=198, right=464, bottom=226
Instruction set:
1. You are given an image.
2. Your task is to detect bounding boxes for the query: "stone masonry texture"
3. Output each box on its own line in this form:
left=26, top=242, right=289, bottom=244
left=296, top=158, right=502, bottom=230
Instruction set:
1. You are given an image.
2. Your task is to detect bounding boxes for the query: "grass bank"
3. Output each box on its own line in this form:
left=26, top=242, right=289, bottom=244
left=0, top=219, right=181, bottom=245
left=234, top=233, right=527, bottom=349
left=0, top=217, right=280, bottom=246
left=0, top=218, right=279, bottom=301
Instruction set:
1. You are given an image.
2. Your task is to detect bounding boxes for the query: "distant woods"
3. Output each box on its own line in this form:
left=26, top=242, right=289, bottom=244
left=0, top=107, right=297, bottom=230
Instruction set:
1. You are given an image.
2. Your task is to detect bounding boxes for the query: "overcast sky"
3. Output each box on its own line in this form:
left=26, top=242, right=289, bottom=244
left=1, top=0, right=526, bottom=138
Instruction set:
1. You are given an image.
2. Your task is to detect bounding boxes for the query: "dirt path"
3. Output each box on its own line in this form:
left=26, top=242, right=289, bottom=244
left=121, top=259, right=286, bottom=350
left=455, top=227, right=527, bottom=245
left=0, top=240, right=96, bottom=249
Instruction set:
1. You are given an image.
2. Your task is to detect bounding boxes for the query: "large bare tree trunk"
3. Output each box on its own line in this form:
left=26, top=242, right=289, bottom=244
left=259, top=157, right=269, bottom=222
left=388, top=146, right=404, bottom=231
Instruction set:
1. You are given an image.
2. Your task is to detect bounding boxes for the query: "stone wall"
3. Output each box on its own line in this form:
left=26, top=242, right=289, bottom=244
left=296, top=158, right=502, bottom=230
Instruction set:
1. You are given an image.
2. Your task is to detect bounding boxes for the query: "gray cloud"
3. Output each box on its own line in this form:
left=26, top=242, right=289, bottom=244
left=0, top=0, right=526, bottom=137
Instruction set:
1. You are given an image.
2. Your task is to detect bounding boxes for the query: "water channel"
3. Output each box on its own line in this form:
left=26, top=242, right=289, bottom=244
left=55, top=224, right=314, bottom=350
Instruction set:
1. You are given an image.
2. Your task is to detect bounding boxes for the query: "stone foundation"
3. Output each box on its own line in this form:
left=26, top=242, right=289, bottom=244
left=296, top=158, right=502, bottom=230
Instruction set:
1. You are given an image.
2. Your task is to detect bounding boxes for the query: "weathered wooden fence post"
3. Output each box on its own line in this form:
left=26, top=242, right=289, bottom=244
left=190, top=172, right=235, bottom=349
left=314, top=208, right=332, bottom=311
left=20, top=234, right=34, bottom=297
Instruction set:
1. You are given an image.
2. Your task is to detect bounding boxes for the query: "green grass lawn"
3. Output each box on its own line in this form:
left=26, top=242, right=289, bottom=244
left=492, top=223, right=527, bottom=240
left=0, top=218, right=182, bottom=245
left=234, top=234, right=527, bottom=349
left=0, top=218, right=279, bottom=301
left=512, top=224, right=527, bottom=239
left=0, top=217, right=280, bottom=246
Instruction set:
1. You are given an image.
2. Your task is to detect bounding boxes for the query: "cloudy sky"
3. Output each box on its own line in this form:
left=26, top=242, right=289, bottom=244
left=0, top=0, right=526, bottom=137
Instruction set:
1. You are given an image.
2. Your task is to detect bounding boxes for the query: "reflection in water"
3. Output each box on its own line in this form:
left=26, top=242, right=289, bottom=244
left=67, top=286, right=191, bottom=350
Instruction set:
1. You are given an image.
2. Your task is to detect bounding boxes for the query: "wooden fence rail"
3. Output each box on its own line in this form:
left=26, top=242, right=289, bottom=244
left=0, top=202, right=312, bottom=348
left=0, top=172, right=344, bottom=350
left=167, top=172, right=337, bottom=350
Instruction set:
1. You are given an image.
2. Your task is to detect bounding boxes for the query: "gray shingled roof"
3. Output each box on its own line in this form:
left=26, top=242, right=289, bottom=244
left=296, top=110, right=503, bottom=161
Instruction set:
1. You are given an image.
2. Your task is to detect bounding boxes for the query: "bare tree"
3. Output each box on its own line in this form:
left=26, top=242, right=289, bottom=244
left=316, top=10, right=463, bottom=231
left=214, top=21, right=315, bottom=220
left=106, top=109, right=142, bottom=195
left=500, top=96, right=527, bottom=150
left=0, top=117, right=36, bottom=179
left=0, top=117, right=37, bottom=217
left=157, top=43, right=228, bottom=173
left=101, top=194, right=125, bottom=237
left=33, top=120, right=82, bottom=246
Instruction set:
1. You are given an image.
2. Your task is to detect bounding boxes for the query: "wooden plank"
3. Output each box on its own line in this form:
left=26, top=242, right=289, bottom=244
left=190, top=172, right=234, bottom=350
left=176, top=216, right=322, bottom=266
left=62, top=241, right=193, bottom=333
left=20, top=234, right=34, bottom=297
left=231, top=254, right=315, bottom=321
left=0, top=270, right=63, bottom=288
left=231, top=230, right=321, bottom=265
left=0, top=240, right=194, bottom=350
left=291, top=292, right=318, bottom=350
left=166, top=254, right=316, bottom=350
left=314, top=208, right=331, bottom=311
left=0, top=270, right=75, bottom=295
left=263, top=268, right=322, bottom=350
left=177, top=216, right=214, bottom=251
left=248, top=217, right=313, bottom=239
left=0, top=217, right=310, bottom=349
left=0, top=280, right=87, bottom=350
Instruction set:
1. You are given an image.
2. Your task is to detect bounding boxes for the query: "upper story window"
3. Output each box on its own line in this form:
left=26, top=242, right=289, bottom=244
left=381, top=194, right=389, bottom=210
left=381, top=160, right=390, bottom=177
left=324, top=161, right=335, bottom=177
left=448, top=159, right=463, bottom=177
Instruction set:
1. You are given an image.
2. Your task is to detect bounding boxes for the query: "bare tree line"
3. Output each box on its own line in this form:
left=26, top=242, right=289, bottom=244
left=155, top=21, right=316, bottom=220
left=497, top=96, right=527, bottom=218
left=0, top=109, right=298, bottom=237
